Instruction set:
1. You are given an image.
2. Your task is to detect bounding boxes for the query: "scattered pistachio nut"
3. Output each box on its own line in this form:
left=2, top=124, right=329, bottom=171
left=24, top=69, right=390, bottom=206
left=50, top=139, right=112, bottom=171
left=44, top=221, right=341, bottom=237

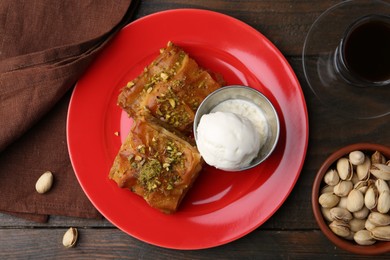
left=62, top=227, right=78, bottom=248
left=35, top=171, right=54, bottom=194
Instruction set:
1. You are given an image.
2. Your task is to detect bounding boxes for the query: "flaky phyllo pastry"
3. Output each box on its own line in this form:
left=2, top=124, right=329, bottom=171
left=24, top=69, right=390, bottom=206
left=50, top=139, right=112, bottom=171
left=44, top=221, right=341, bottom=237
left=109, top=42, right=224, bottom=213
left=118, top=41, right=223, bottom=134
left=109, top=118, right=203, bottom=213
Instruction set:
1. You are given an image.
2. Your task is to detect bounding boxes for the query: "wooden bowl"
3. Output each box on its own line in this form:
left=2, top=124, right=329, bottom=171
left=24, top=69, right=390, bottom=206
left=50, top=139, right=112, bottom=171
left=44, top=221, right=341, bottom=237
left=312, top=143, right=390, bottom=255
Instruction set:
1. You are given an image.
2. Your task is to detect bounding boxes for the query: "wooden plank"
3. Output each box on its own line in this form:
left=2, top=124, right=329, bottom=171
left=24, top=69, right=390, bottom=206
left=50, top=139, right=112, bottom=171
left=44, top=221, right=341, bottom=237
left=0, top=213, right=111, bottom=228
left=134, top=0, right=342, bottom=56
left=0, top=228, right=386, bottom=259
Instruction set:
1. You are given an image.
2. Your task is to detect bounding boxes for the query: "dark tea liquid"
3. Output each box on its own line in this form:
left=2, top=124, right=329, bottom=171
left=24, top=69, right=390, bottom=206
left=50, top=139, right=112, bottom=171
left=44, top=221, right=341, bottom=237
left=342, top=16, right=390, bottom=83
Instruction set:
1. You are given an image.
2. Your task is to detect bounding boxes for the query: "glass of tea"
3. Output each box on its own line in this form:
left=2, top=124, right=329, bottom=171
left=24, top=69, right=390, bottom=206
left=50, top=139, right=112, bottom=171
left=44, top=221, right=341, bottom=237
left=303, top=0, right=390, bottom=119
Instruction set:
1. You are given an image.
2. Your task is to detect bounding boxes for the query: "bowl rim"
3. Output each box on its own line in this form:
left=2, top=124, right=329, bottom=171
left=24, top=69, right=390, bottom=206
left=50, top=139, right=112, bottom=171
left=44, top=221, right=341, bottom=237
left=193, top=85, right=280, bottom=171
left=312, top=142, right=390, bottom=255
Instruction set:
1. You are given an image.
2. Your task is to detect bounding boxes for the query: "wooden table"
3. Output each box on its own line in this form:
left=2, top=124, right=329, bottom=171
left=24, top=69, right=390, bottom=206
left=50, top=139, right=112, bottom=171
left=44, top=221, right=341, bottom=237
left=1, top=0, right=389, bottom=258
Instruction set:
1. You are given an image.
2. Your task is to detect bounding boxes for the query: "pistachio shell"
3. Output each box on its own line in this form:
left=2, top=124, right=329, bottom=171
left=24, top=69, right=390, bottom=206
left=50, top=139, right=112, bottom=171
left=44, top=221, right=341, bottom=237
left=319, top=192, right=340, bottom=208
left=377, top=190, right=390, bottom=214
left=354, top=180, right=370, bottom=194
left=351, top=173, right=360, bottom=185
left=365, top=219, right=376, bottom=231
left=368, top=212, right=390, bottom=226
left=354, top=230, right=376, bottom=245
left=349, top=151, right=365, bottom=165
left=35, top=171, right=54, bottom=194
left=338, top=196, right=348, bottom=209
left=345, top=231, right=355, bottom=241
left=347, top=189, right=364, bottom=212
left=330, top=207, right=353, bottom=223
left=371, top=151, right=386, bottom=164
left=321, top=185, right=335, bottom=194
left=353, top=206, right=370, bottom=220
left=321, top=207, right=333, bottom=222
left=329, top=220, right=351, bottom=238
left=337, top=158, right=353, bottom=180
left=62, top=227, right=78, bottom=248
left=371, top=226, right=390, bottom=241
left=375, top=179, right=390, bottom=193
left=324, top=169, right=340, bottom=186
left=334, top=181, right=353, bottom=197
left=364, top=186, right=378, bottom=210
left=356, top=157, right=371, bottom=181
left=370, top=164, right=390, bottom=180
left=349, top=218, right=366, bottom=232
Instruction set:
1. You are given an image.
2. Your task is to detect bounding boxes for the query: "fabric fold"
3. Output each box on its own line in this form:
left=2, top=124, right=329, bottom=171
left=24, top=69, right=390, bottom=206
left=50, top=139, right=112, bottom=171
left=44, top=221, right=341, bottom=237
left=0, top=0, right=140, bottom=221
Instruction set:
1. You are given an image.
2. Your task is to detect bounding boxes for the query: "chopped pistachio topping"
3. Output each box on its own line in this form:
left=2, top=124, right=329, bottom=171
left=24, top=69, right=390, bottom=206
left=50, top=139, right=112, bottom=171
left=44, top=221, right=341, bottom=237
left=138, top=159, right=162, bottom=192
left=127, top=81, right=134, bottom=87
left=160, top=72, right=169, bottom=81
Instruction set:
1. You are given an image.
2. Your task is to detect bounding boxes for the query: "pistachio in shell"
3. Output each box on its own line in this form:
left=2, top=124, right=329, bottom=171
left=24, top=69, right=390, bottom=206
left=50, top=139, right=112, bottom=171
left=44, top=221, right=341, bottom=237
left=364, top=186, right=378, bottom=210
left=354, top=230, right=376, bottom=245
left=63, top=227, right=78, bottom=248
left=321, top=207, right=333, bottom=222
left=349, top=150, right=365, bottom=165
left=337, top=157, right=353, bottom=180
left=349, top=218, right=366, bottom=232
left=329, top=220, right=351, bottom=238
left=337, top=196, right=348, bottom=209
left=353, top=206, right=370, bottom=220
left=368, top=212, right=390, bottom=226
left=330, top=207, right=353, bottom=223
left=370, top=226, right=390, bottom=241
left=347, top=189, right=364, bottom=212
left=365, top=219, right=376, bottom=232
left=334, top=180, right=353, bottom=197
left=356, top=157, right=371, bottom=181
left=377, top=190, right=390, bottom=214
left=319, top=192, right=340, bottom=208
left=324, top=169, right=340, bottom=186
left=321, top=185, right=335, bottom=194
left=371, top=151, right=386, bottom=164
left=35, top=171, right=54, bottom=194
left=375, top=179, right=390, bottom=193
left=370, top=164, right=390, bottom=180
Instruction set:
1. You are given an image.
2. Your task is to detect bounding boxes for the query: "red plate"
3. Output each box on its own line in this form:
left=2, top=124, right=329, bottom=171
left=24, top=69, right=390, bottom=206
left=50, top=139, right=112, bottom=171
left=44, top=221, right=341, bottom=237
left=67, top=9, right=308, bottom=249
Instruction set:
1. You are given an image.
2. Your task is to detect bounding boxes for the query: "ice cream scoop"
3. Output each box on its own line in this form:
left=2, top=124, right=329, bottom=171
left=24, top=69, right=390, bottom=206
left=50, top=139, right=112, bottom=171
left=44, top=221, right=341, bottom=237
left=196, top=111, right=261, bottom=170
left=193, top=86, right=280, bottom=171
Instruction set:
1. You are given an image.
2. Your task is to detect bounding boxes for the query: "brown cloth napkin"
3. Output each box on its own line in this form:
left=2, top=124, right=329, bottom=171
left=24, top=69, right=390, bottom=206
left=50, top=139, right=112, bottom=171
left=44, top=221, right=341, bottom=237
left=0, top=0, right=140, bottom=222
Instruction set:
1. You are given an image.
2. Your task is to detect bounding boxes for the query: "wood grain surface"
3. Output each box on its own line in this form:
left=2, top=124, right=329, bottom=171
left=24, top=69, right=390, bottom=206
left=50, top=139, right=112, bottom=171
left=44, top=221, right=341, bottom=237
left=1, top=0, right=389, bottom=259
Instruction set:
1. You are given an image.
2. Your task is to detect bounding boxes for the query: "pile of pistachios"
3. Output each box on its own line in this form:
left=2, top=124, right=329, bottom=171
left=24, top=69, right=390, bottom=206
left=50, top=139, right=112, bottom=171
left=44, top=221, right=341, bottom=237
left=318, top=150, right=390, bottom=245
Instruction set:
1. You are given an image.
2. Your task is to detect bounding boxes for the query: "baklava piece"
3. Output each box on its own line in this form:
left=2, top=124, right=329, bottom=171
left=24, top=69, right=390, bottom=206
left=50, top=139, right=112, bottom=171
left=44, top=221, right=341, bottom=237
left=117, top=42, right=223, bottom=135
left=109, top=118, right=203, bottom=214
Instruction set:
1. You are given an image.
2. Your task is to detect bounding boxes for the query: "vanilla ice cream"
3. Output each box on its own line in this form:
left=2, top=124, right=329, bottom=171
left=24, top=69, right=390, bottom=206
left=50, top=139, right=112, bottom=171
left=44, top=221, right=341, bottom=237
left=196, top=110, right=262, bottom=170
